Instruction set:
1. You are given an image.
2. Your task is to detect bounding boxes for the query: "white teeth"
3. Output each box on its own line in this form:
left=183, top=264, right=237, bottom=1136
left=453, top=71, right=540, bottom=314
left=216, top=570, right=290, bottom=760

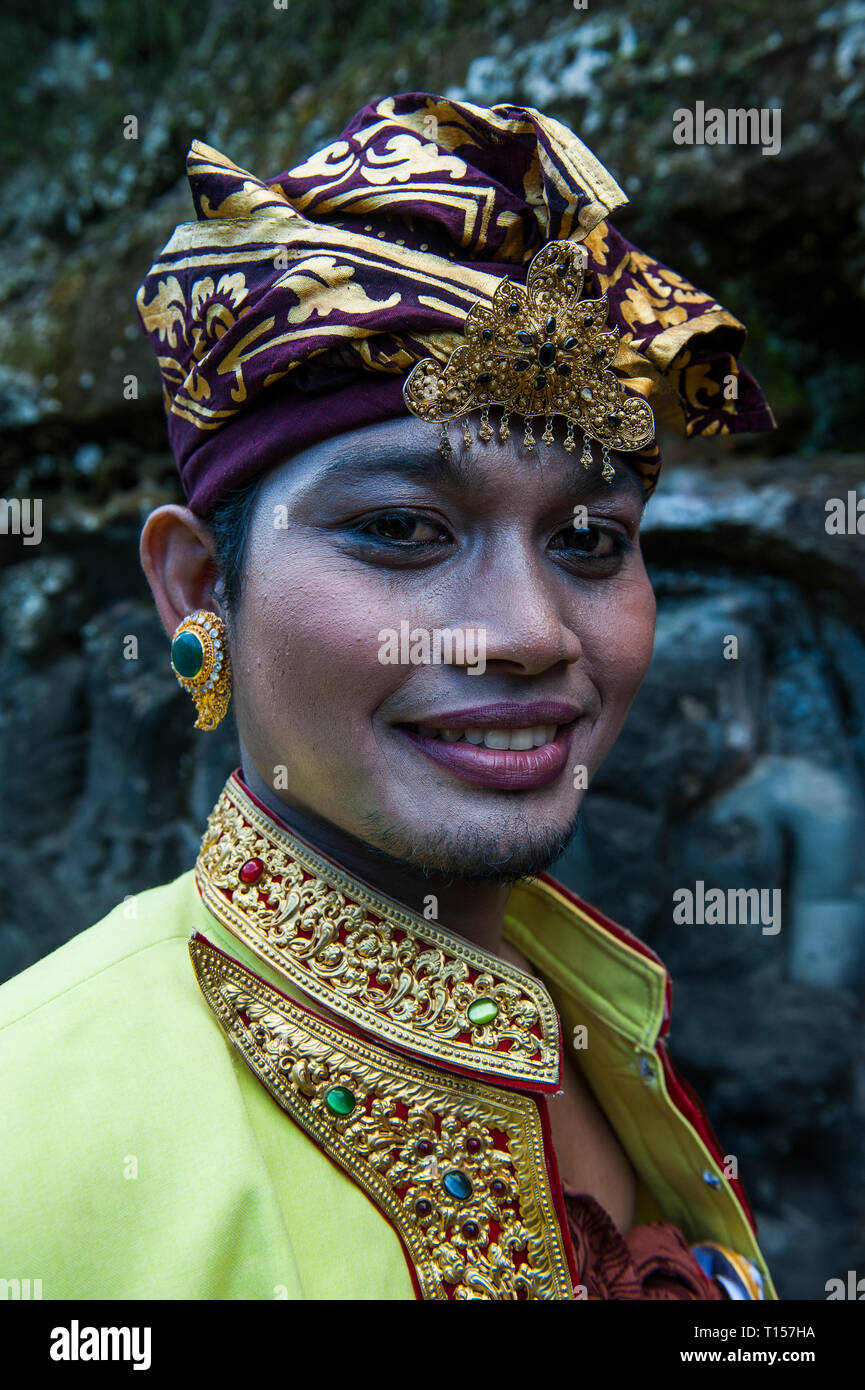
left=415, top=723, right=562, bottom=749
left=505, top=728, right=535, bottom=750
left=483, top=730, right=512, bottom=750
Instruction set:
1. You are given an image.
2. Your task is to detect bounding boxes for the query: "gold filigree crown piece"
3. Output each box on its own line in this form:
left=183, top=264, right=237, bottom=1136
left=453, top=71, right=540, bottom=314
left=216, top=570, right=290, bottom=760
left=403, top=239, right=655, bottom=481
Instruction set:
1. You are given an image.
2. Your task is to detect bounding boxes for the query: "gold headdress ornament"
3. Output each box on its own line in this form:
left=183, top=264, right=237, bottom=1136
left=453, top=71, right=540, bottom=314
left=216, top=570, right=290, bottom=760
left=403, top=239, right=655, bottom=481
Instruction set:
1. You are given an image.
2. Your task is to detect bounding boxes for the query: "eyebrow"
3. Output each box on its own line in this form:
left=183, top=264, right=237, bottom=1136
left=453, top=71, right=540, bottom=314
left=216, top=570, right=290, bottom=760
left=297, top=435, right=645, bottom=506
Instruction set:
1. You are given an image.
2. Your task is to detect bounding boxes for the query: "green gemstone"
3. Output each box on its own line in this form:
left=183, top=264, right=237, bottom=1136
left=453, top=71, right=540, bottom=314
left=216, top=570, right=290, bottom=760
left=171, top=630, right=204, bottom=678
left=467, top=997, right=498, bottom=1027
left=325, top=1086, right=356, bottom=1117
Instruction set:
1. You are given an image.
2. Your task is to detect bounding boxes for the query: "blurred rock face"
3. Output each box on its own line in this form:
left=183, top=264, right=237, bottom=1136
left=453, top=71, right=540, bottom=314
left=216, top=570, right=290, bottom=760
left=558, top=456, right=865, bottom=1300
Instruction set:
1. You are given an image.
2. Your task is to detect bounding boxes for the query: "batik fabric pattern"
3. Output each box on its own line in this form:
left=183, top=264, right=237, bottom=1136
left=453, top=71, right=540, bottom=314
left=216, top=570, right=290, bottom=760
left=135, top=92, right=775, bottom=514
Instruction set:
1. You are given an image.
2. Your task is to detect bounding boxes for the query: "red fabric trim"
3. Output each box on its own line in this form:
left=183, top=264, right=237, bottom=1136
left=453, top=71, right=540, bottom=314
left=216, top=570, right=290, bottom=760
left=536, top=872, right=673, bottom=1036
left=385, top=1046, right=561, bottom=1096
left=657, top=1042, right=757, bottom=1234
left=537, top=874, right=757, bottom=1233
left=535, top=1092, right=581, bottom=1292
left=537, top=871, right=664, bottom=968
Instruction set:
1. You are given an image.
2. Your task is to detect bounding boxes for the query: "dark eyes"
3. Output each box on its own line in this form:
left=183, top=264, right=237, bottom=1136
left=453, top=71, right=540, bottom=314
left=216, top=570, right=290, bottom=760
left=353, top=510, right=630, bottom=565
left=549, top=522, right=626, bottom=559
left=359, top=512, right=449, bottom=544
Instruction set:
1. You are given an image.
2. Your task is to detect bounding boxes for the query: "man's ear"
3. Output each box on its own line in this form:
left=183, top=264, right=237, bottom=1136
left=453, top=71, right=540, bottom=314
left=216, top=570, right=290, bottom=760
left=139, top=504, right=224, bottom=639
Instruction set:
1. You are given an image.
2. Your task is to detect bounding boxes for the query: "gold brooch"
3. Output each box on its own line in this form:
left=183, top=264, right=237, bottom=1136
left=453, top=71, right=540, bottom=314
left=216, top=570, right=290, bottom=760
left=403, top=239, right=655, bottom=481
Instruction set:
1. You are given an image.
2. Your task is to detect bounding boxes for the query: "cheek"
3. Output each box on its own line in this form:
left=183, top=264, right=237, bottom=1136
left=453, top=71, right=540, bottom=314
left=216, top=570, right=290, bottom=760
left=229, top=550, right=403, bottom=742
left=583, top=570, right=656, bottom=713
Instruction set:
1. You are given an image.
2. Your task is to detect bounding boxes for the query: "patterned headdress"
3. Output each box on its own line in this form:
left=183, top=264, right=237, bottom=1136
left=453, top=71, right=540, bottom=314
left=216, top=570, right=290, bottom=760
left=136, top=92, right=774, bottom=515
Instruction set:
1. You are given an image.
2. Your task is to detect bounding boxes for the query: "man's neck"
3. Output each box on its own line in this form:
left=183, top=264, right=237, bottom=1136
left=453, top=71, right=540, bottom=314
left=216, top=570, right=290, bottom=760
left=238, top=759, right=513, bottom=960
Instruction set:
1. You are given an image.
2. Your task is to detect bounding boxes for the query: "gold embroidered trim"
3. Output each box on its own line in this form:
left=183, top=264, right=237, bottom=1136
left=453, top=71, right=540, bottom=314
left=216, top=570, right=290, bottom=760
left=190, top=937, right=575, bottom=1300
left=195, top=776, right=561, bottom=1089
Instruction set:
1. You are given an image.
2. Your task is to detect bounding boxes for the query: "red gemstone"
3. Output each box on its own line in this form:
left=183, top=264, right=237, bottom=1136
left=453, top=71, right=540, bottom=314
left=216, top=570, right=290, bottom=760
left=466, top=1137, right=482, bottom=1154
left=416, top=1139, right=433, bottom=1157
left=239, top=857, right=264, bottom=885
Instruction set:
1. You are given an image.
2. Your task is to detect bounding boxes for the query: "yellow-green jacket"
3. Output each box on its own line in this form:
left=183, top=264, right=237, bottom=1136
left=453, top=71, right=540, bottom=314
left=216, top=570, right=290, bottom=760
left=0, top=773, right=775, bottom=1300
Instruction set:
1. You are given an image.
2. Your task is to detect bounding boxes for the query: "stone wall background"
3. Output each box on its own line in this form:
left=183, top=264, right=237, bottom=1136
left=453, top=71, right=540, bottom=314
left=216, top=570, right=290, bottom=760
left=1, top=0, right=864, bottom=1300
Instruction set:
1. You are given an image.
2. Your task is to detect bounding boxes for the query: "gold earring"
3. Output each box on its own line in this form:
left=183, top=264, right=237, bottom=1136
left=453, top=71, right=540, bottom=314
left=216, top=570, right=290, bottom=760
left=169, top=610, right=231, bottom=730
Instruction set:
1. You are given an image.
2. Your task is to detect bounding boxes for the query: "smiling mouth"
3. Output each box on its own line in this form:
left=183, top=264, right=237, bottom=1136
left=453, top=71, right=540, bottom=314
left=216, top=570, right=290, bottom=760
left=396, top=716, right=578, bottom=791
left=401, top=723, right=561, bottom=750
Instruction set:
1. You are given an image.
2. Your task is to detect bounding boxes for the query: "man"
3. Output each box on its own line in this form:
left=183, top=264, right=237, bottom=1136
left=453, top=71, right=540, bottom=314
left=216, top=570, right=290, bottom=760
left=0, top=93, right=776, bottom=1300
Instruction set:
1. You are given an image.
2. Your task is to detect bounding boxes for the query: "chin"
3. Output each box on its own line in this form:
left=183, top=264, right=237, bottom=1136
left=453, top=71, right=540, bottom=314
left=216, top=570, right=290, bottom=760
left=358, top=808, right=581, bottom=884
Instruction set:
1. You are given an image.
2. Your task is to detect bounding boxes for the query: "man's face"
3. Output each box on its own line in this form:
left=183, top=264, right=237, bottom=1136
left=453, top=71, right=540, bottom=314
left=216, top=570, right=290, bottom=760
left=229, top=414, right=656, bottom=880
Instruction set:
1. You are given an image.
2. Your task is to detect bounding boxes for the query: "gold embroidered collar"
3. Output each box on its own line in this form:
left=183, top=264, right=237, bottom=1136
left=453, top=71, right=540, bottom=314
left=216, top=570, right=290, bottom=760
left=190, top=936, right=576, bottom=1300
left=195, top=773, right=562, bottom=1092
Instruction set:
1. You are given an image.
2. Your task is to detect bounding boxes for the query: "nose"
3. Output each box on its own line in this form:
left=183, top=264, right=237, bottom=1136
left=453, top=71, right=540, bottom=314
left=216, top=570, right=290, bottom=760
left=449, top=547, right=582, bottom=676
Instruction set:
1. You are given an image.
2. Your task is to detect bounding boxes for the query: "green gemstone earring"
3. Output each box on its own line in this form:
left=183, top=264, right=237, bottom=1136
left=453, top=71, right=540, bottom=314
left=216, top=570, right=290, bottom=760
left=169, top=609, right=231, bottom=731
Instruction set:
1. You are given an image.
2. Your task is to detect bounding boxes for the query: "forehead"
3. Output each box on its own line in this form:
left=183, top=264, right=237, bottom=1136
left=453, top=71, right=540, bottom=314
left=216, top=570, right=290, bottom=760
left=266, top=414, right=647, bottom=506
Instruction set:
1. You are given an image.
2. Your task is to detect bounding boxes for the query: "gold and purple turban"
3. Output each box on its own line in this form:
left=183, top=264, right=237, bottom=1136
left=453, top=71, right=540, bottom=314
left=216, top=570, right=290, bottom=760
left=135, top=92, right=774, bottom=516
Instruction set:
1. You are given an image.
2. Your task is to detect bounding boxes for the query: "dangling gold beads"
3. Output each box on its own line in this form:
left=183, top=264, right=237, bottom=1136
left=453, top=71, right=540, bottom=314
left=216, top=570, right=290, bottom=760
left=601, top=444, right=616, bottom=483
left=542, top=416, right=555, bottom=446
left=499, top=410, right=511, bottom=443
left=523, top=417, right=536, bottom=451
left=463, top=418, right=473, bottom=448
left=170, top=610, right=231, bottom=731
left=479, top=407, right=493, bottom=443
left=564, top=420, right=576, bottom=453
left=580, top=436, right=593, bottom=470
left=438, top=421, right=452, bottom=457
